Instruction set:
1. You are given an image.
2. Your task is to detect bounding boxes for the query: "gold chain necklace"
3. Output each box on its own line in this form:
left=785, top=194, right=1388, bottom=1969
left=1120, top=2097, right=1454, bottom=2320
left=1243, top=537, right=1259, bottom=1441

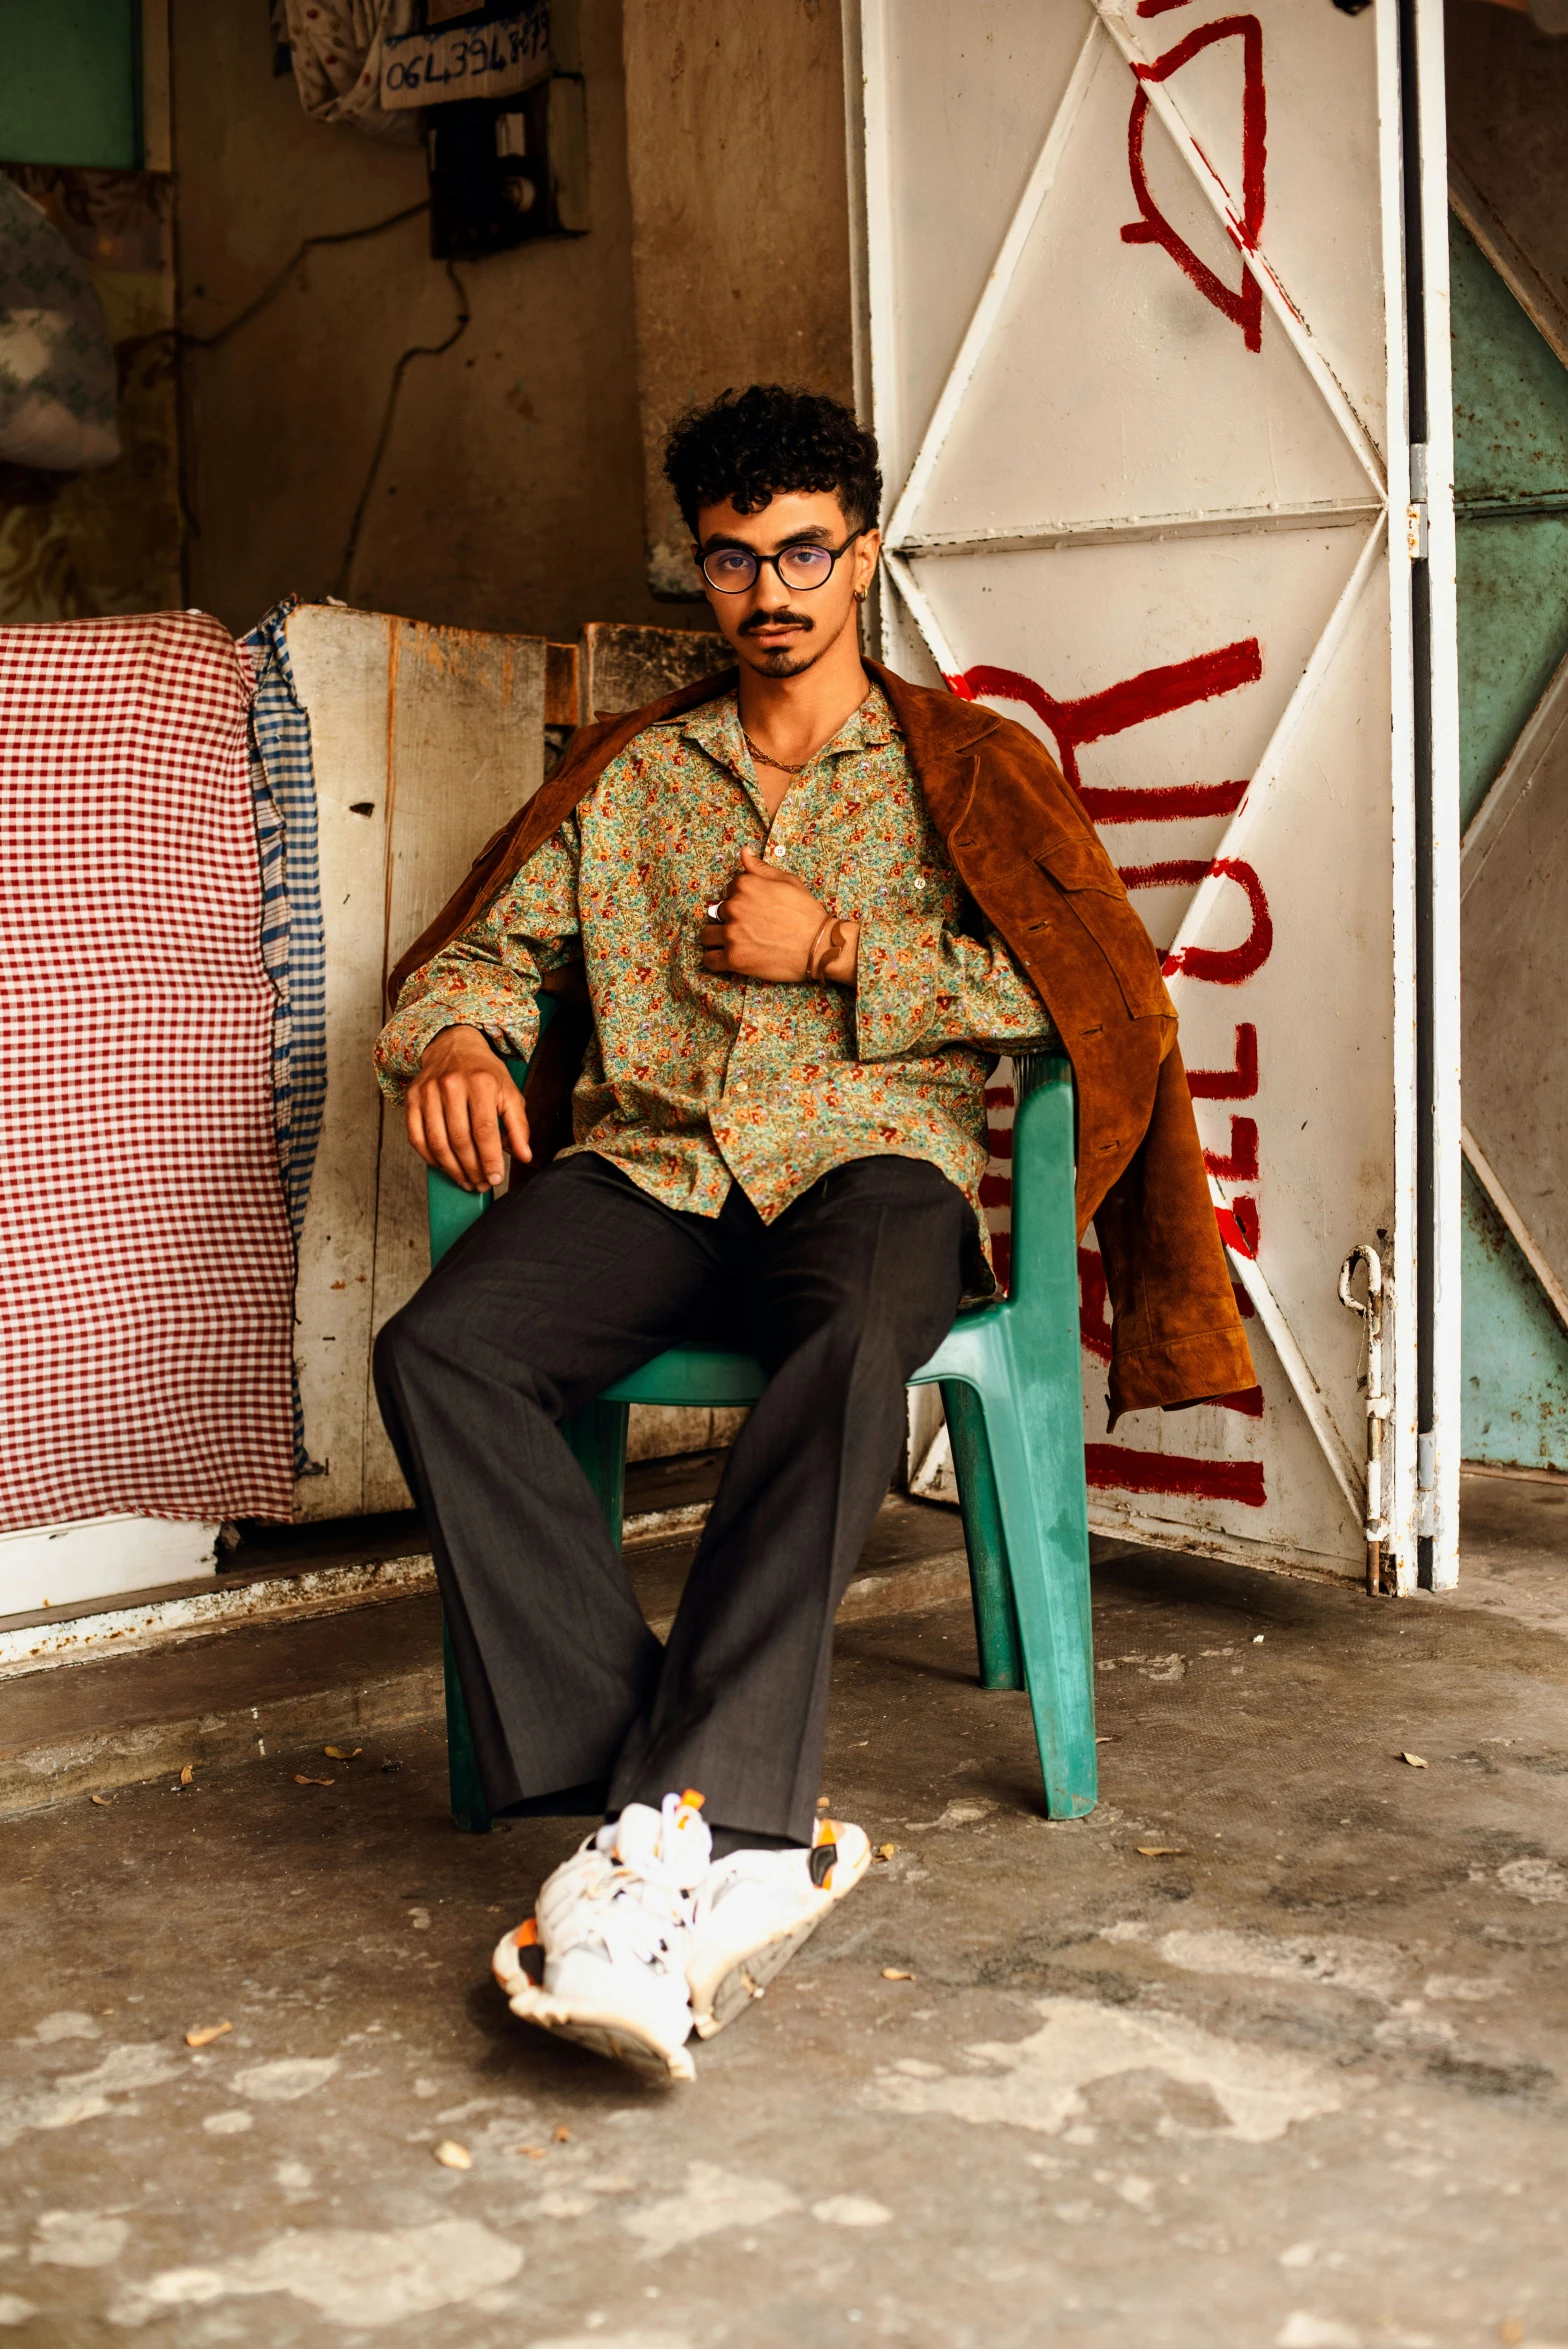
left=740, top=725, right=813, bottom=776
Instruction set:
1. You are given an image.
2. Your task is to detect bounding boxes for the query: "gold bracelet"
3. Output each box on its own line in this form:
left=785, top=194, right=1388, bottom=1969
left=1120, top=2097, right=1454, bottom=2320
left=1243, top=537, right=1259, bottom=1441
left=804, top=917, right=834, bottom=980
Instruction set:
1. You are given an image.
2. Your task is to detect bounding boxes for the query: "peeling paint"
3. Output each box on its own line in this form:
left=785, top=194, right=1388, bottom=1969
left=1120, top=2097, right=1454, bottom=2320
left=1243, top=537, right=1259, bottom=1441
left=201, top=2110, right=253, bottom=2135
left=0, top=2043, right=180, bottom=2150
left=810, top=2195, right=891, bottom=2227
left=30, top=2211, right=129, bottom=2268
left=624, top=2163, right=799, bottom=2259
left=867, top=1998, right=1348, bottom=2144
left=1498, top=1856, right=1568, bottom=1902
left=25, top=2013, right=100, bottom=2045
left=232, top=2056, right=340, bottom=2102
left=528, top=2334, right=693, bottom=2349
left=1276, top=2318, right=1362, bottom=2349
left=110, top=2219, right=522, bottom=2329
left=1122, top=1923, right=1404, bottom=2003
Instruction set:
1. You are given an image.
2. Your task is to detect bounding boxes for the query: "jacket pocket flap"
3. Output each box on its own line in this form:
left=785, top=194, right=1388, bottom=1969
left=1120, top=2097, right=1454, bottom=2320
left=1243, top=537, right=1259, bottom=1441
left=1036, top=834, right=1122, bottom=894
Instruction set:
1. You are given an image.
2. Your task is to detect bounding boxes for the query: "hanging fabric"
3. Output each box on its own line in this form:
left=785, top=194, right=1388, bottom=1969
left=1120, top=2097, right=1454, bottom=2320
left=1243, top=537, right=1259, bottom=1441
left=0, top=613, right=296, bottom=1530
left=241, top=596, right=328, bottom=1479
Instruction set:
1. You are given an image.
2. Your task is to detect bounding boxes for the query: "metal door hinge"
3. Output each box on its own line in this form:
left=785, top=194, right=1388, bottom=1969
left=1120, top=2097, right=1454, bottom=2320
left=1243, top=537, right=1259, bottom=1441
left=1406, top=441, right=1429, bottom=560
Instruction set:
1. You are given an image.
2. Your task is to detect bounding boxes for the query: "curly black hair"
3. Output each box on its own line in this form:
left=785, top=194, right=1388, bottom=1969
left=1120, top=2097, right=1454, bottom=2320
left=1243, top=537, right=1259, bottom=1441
left=663, top=384, right=883, bottom=537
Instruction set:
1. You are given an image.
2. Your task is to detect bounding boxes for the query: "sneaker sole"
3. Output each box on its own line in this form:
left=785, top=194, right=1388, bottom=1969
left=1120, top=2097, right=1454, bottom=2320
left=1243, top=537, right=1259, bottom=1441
left=504, top=1985, right=696, bottom=2084
left=694, top=1910, right=828, bottom=2039
left=691, top=1834, right=873, bottom=2041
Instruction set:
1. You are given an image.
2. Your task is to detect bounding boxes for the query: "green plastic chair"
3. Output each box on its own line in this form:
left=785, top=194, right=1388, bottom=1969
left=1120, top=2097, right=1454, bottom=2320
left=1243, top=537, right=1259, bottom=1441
left=425, top=998, right=1096, bottom=1832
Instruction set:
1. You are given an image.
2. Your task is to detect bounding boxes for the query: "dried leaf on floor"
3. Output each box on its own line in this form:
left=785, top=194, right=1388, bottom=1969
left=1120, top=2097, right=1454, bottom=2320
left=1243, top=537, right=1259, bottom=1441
left=185, top=2021, right=232, bottom=2048
left=874, top=1843, right=896, bottom=1863
left=1136, top=1846, right=1188, bottom=1858
left=433, top=2141, right=471, bottom=2170
left=1401, top=1752, right=1428, bottom=1769
left=323, top=1746, right=362, bottom=1761
left=294, top=1774, right=335, bottom=1788
left=552, top=2126, right=571, bottom=2143
left=881, top=1968, right=915, bottom=1982
left=179, top=1764, right=194, bottom=1786
left=89, top=1793, right=113, bottom=1808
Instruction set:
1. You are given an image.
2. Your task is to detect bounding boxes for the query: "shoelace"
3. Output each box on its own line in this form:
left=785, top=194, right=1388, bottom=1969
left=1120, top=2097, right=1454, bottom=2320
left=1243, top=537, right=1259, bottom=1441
left=571, top=1794, right=708, bottom=1971
left=576, top=1871, right=695, bottom=1973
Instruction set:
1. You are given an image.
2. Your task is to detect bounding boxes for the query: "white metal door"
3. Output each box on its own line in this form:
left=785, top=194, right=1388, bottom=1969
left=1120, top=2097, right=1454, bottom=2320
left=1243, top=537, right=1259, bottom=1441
left=857, top=0, right=1459, bottom=1588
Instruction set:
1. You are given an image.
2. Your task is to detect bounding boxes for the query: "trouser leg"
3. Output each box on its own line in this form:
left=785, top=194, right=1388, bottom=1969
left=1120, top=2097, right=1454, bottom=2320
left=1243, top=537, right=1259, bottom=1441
left=374, top=1153, right=724, bottom=1813
left=610, top=1155, right=975, bottom=1846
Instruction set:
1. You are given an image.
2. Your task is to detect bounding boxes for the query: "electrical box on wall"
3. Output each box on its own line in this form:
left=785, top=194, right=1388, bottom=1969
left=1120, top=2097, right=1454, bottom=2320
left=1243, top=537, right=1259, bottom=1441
left=401, top=1, right=586, bottom=259
left=427, top=73, right=587, bottom=258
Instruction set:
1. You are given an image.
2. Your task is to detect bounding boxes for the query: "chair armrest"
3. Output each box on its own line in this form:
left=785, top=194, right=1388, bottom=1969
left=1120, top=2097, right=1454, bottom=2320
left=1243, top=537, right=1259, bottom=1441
left=425, top=999, right=555, bottom=1270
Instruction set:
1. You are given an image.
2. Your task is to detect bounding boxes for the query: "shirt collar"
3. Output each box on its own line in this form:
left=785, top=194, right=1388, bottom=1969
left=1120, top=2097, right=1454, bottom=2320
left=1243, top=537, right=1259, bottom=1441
left=680, top=682, right=901, bottom=771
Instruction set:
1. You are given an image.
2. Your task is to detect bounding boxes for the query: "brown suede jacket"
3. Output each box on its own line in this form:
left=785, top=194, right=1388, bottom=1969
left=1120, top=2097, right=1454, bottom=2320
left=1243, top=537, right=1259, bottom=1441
left=388, top=659, right=1255, bottom=1425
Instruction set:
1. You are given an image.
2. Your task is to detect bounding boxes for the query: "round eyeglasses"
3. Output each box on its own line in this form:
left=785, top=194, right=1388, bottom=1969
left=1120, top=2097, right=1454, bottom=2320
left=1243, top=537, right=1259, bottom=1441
left=700, top=529, right=865, bottom=595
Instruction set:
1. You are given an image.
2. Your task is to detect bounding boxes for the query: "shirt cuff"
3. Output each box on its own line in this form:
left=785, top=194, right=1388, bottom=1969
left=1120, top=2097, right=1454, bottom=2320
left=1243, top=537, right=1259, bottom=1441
left=852, top=913, right=952, bottom=1060
left=373, top=991, right=541, bottom=1103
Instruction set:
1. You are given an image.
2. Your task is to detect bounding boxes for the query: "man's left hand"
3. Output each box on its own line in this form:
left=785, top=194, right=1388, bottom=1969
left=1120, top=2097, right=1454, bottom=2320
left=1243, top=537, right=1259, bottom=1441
left=700, top=846, right=858, bottom=982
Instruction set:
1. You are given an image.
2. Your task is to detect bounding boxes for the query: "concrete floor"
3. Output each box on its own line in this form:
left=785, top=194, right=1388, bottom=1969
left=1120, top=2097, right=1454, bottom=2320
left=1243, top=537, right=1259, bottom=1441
left=3, top=1478, right=1568, bottom=2347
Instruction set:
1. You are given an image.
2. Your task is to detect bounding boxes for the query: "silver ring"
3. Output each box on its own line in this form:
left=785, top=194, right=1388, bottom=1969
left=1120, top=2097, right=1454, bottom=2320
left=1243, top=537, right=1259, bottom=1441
left=705, top=901, right=721, bottom=920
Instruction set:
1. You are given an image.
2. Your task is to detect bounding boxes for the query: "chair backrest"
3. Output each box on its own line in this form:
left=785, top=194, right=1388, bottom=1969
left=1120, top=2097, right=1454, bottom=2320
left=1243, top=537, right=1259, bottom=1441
left=996, top=1051, right=1078, bottom=1324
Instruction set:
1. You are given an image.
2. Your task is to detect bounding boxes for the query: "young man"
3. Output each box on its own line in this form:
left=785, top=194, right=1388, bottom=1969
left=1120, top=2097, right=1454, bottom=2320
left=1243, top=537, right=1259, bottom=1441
left=373, top=386, right=1252, bottom=2082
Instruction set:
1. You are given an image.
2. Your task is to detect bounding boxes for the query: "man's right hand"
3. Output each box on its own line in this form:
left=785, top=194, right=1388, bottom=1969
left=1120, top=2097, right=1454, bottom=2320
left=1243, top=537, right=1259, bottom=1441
left=405, top=1025, right=531, bottom=1193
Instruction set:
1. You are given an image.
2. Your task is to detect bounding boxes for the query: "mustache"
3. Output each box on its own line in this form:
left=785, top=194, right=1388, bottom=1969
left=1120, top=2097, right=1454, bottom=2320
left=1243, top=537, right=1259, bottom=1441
left=737, top=608, right=814, bottom=635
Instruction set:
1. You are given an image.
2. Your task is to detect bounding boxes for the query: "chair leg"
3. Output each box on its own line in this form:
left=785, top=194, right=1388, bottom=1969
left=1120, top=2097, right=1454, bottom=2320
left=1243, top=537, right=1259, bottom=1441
left=564, top=1400, right=631, bottom=1546
left=940, top=1379, right=1023, bottom=1691
left=975, top=1365, right=1097, bottom=1817
left=442, top=1612, right=492, bottom=1834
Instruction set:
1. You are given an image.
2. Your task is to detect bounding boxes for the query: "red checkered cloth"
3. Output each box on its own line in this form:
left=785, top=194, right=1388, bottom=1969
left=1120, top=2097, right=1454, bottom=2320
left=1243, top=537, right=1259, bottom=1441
left=0, top=612, right=295, bottom=1530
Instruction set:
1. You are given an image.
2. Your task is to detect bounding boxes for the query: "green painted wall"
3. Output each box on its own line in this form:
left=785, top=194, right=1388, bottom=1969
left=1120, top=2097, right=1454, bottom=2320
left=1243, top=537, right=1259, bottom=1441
left=1454, top=214, right=1568, bottom=1468
left=1461, top=1165, right=1568, bottom=1468
left=1452, top=216, right=1568, bottom=824
left=0, top=0, right=140, bottom=169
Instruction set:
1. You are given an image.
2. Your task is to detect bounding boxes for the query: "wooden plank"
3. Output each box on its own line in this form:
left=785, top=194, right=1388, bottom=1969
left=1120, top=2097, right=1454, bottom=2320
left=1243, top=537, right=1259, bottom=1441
left=362, top=621, right=549, bottom=1510
left=545, top=641, right=579, bottom=726
left=578, top=621, right=723, bottom=719
left=285, top=606, right=395, bottom=1522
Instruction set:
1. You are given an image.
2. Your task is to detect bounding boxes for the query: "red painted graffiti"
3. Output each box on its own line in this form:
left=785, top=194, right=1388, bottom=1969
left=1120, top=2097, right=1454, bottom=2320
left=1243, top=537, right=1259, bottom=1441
left=1118, top=857, right=1272, bottom=984
left=1085, top=1443, right=1266, bottom=1505
left=1137, top=0, right=1196, bottom=13
left=959, top=639, right=1261, bottom=793
left=1202, top=1114, right=1260, bottom=1183
left=1187, top=1022, right=1258, bottom=1099
left=1121, top=17, right=1267, bottom=354
left=1077, top=777, right=1249, bottom=825
left=1224, top=1195, right=1261, bottom=1256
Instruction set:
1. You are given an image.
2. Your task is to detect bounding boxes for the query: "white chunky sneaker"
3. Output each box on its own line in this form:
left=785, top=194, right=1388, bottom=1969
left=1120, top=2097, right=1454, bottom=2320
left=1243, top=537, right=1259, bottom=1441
left=492, top=1790, right=713, bottom=2083
left=686, top=1815, right=871, bottom=2041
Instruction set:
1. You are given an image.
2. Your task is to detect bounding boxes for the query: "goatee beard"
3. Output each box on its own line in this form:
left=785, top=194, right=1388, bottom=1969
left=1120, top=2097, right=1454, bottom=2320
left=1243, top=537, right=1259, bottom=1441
left=749, top=644, right=817, bottom=677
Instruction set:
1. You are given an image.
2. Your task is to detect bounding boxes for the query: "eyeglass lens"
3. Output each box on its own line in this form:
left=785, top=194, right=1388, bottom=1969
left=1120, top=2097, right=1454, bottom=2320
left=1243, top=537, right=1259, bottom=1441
left=701, top=543, right=837, bottom=593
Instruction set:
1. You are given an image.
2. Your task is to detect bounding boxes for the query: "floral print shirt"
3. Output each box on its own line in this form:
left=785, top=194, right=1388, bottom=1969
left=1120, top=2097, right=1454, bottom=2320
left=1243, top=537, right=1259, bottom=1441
left=375, top=686, right=1056, bottom=1266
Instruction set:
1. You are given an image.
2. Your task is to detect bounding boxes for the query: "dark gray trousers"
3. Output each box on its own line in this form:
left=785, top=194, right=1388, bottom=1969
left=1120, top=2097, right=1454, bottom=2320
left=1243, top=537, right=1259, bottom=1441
left=374, top=1149, right=974, bottom=1846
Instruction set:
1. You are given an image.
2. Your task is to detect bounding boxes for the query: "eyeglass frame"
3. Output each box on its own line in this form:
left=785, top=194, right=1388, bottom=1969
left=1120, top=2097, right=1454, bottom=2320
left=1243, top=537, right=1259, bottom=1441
left=697, top=527, right=868, bottom=595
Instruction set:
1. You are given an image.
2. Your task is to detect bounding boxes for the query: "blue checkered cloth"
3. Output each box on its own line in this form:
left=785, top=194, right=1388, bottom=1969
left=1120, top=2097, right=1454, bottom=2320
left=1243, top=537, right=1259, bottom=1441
left=243, top=597, right=327, bottom=1478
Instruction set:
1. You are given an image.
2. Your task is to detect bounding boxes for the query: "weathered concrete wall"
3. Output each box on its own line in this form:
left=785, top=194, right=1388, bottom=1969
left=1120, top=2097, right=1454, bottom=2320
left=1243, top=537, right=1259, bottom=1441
left=1447, top=0, right=1568, bottom=368
left=620, top=0, right=856, bottom=596
left=172, top=0, right=691, bottom=642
